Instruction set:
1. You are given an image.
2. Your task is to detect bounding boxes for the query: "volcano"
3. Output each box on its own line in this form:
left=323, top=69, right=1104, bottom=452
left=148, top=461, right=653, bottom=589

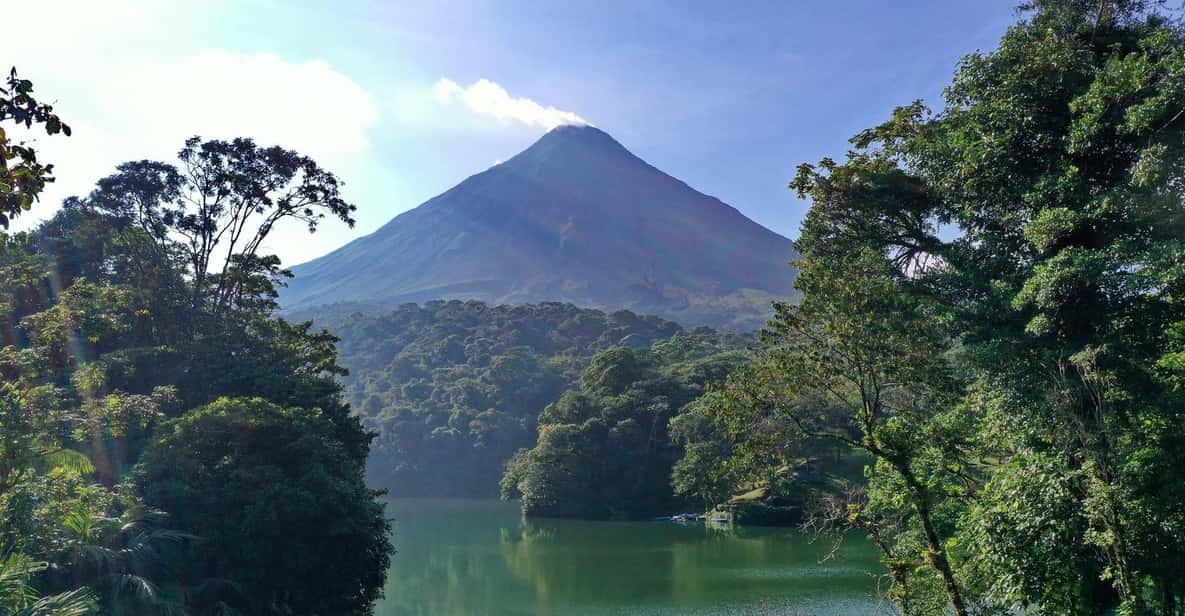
left=282, top=125, right=797, bottom=328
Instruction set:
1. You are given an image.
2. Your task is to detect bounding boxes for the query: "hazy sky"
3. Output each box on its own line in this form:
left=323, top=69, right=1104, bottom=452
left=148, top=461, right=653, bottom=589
left=8, top=0, right=1018, bottom=266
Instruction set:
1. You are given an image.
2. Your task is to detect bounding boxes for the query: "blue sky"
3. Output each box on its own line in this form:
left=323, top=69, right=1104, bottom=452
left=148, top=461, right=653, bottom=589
left=10, top=0, right=1018, bottom=265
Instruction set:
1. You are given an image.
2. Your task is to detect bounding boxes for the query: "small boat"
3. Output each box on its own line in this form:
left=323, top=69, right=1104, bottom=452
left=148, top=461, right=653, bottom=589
left=665, top=513, right=706, bottom=523
left=655, top=513, right=706, bottom=523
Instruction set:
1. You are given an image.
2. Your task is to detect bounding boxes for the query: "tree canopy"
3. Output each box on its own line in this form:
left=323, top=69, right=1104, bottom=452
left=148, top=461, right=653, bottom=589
left=318, top=300, right=690, bottom=496
left=137, top=398, right=390, bottom=615
left=500, top=331, right=748, bottom=519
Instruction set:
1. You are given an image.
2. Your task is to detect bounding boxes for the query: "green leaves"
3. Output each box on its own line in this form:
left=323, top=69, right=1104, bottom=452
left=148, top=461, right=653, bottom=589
left=136, top=397, right=392, bottom=615
left=787, top=2, right=1185, bottom=612
left=1156, top=321, right=1185, bottom=390
left=0, top=68, right=72, bottom=228
left=38, top=449, right=95, bottom=477
left=1023, top=208, right=1083, bottom=253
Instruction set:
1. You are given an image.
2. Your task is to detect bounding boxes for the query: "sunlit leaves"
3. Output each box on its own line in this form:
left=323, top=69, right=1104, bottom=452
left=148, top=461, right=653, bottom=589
left=0, top=554, right=96, bottom=615
left=788, top=1, right=1185, bottom=612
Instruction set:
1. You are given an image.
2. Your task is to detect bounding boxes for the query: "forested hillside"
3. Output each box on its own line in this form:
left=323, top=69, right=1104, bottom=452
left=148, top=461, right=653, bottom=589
left=321, top=300, right=753, bottom=495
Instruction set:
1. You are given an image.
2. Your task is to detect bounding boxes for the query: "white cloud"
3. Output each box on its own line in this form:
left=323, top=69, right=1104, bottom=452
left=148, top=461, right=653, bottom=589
left=128, top=51, right=378, bottom=156
left=6, top=2, right=378, bottom=248
left=432, top=78, right=587, bottom=130
left=12, top=51, right=378, bottom=225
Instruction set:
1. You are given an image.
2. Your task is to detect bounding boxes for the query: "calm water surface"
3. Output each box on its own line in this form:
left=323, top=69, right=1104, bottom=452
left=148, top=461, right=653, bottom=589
left=376, top=498, right=891, bottom=616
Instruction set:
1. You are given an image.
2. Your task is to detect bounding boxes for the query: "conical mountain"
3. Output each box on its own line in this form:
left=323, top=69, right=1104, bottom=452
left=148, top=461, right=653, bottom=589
left=282, top=125, right=797, bottom=328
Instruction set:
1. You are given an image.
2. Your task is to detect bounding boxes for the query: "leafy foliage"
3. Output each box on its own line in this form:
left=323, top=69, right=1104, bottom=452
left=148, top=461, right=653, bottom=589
left=79, top=136, right=356, bottom=316
left=137, top=398, right=391, bottom=615
left=500, top=330, right=748, bottom=519
left=688, top=247, right=979, bottom=613
left=0, top=68, right=71, bottom=227
left=0, top=554, right=95, bottom=616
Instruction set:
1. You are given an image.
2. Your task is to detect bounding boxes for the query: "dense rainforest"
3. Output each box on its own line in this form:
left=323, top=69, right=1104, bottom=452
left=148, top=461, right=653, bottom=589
left=0, top=71, right=392, bottom=614
left=499, top=332, right=749, bottom=518
left=316, top=300, right=749, bottom=497
left=321, top=300, right=850, bottom=523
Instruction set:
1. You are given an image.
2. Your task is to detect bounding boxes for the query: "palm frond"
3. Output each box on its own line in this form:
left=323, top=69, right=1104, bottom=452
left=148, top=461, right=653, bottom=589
left=108, top=573, right=192, bottom=616
left=114, top=573, right=161, bottom=602
left=0, top=555, right=47, bottom=610
left=16, top=587, right=97, bottom=616
left=0, top=554, right=96, bottom=615
left=37, top=447, right=95, bottom=476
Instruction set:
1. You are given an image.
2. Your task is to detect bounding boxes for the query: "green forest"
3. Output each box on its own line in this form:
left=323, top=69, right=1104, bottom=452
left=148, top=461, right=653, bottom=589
left=0, top=72, right=391, bottom=614
left=320, top=300, right=851, bottom=522
left=321, top=301, right=747, bottom=496
left=5, top=0, right=1185, bottom=614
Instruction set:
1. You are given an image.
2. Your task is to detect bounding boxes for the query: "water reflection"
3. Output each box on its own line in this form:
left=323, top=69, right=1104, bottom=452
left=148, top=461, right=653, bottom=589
left=378, top=498, right=891, bottom=616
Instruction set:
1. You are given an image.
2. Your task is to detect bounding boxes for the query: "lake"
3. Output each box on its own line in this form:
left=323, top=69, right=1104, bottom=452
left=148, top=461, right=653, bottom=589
left=375, top=498, right=892, bottom=616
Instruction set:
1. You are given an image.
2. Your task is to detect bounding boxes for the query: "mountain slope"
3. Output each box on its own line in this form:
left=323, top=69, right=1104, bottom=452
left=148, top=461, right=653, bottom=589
left=282, top=125, right=797, bottom=328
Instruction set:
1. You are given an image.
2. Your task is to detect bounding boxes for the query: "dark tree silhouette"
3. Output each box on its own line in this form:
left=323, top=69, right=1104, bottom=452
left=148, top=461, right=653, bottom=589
left=0, top=67, right=71, bottom=227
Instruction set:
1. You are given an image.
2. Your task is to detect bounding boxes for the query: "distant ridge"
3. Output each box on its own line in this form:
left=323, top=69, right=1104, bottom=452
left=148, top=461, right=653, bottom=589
left=282, top=125, right=798, bottom=329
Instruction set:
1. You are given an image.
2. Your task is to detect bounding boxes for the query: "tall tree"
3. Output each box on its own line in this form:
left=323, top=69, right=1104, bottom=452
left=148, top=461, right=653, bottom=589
left=82, top=137, right=356, bottom=312
left=709, top=246, right=977, bottom=614
left=790, top=0, right=1185, bottom=612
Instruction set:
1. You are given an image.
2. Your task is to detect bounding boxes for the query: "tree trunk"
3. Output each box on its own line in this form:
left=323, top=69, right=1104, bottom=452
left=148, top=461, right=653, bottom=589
left=913, top=500, right=969, bottom=616
left=113, top=435, right=128, bottom=479
left=89, top=421, right=115, bottom=487
left=893, top=460, right=969, bottom=616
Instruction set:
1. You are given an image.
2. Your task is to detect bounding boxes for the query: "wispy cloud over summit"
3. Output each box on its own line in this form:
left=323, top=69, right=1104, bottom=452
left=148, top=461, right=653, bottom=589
left=433, top=78, right=587, bottom=130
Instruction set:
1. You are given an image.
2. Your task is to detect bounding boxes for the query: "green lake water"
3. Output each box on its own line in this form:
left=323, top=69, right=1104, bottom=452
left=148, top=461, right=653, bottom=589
left=375, top=498, right=892, bottom=616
